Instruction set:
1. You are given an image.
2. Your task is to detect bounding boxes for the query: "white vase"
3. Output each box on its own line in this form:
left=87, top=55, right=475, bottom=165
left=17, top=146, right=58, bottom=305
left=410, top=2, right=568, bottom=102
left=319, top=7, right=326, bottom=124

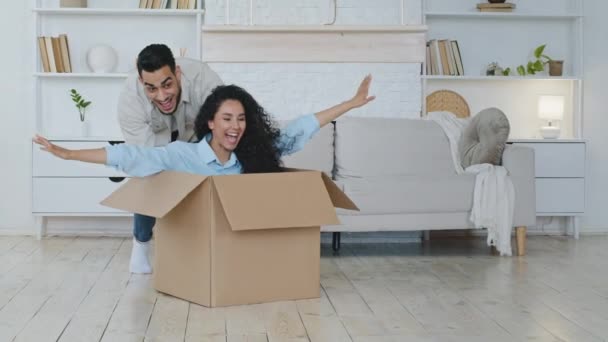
left=86, top=45, right=118, bottom=73
left=80, top=120, right=89, bottom=136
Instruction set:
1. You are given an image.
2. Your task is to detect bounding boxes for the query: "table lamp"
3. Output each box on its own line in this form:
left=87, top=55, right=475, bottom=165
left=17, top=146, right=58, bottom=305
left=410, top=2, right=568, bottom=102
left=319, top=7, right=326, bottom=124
left=538, top=95, right=564, bottom=139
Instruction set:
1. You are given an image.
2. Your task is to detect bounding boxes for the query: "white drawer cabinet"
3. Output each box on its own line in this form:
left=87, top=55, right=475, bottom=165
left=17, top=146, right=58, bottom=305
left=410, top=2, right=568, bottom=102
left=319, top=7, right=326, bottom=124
left=515, top=142, right=585, bottom=178
left=509, top=139, right=586, bottom=238
left=32, top=139, right=130, bottom=238
left=535, top=178, right=585, bottom=213
left=33, top=141, right=126, bottom=177
left=33, top=178, right=128, bottom=213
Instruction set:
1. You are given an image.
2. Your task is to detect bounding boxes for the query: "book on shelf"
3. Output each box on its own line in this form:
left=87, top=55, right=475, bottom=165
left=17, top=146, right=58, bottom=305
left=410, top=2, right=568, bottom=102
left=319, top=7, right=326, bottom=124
left=451, top=40, right=464, bottom=76
left=141, top=0, right=160, bottom=9
left=425, top=43, right=431, bottom=75
left=38, top=35, right=72, bottom=73
left=476, top=2, right=515, bottom=12
left=441, top=39, right=456, bottom=76
left=437, top=40, right=450, bottom=75
left=43, top=37, right=56, bottom=73
left=428, top=39, right=441, bottom=75
left=59, top=34, right=72, bottom=73
left=177, top=0, right=196, bottom=9
left=426, top=39, right=464, bottom=76
left=37, top=37, right=50, bottom=73
left=51, top=37, right=64, bottom=73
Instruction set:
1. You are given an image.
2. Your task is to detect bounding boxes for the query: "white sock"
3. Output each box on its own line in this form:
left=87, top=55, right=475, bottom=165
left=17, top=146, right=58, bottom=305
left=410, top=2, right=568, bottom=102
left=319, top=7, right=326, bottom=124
left=129, top=238, right=152, bottom=274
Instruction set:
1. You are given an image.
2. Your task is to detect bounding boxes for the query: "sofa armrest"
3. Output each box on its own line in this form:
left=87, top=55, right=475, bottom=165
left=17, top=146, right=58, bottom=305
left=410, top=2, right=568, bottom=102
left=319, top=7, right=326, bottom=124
left=503, top=144, right=536, bottom=226
left=503, top=145, right=534, bottom=179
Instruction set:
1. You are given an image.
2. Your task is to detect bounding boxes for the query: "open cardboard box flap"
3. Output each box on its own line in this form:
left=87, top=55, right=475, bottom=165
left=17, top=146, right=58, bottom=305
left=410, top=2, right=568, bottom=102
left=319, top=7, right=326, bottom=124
left=101, top=169, right=358, bottom=229
left=101, top=171, right=207, bottom=218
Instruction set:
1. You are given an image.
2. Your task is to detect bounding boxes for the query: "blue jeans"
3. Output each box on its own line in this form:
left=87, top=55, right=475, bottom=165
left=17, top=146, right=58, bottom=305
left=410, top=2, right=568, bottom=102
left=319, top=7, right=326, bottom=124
left=133, top=213, right=155, bottom=243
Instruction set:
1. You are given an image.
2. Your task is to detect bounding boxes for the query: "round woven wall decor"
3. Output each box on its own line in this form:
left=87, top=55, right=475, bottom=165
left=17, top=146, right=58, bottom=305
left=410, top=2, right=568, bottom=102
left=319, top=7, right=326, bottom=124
left=426, top=90, right=471, bottom=118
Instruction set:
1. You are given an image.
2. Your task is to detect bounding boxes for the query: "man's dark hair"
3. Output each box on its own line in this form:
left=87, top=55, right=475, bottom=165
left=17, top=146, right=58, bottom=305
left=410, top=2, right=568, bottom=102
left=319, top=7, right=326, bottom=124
left=136, top=44, right=176, bottom=76
left=194, top=85, right=285, bottom=174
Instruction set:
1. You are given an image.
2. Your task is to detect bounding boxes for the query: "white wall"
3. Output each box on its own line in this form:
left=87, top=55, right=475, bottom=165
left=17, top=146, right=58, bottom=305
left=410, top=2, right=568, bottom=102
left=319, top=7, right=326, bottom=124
left=0, top=1, right=35, bottom=233
left=582, top=0, right=608, bottom=232
left=1, top=0, right=607, bottom=235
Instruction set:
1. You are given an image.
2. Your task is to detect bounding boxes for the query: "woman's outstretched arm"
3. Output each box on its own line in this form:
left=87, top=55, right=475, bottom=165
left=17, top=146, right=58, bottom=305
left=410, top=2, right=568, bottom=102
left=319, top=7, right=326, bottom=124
left=33, top=135, right=107, bottom=164
left=314, top=74, right=375, bottom=127
left=33, top=135, right=187, bottom=177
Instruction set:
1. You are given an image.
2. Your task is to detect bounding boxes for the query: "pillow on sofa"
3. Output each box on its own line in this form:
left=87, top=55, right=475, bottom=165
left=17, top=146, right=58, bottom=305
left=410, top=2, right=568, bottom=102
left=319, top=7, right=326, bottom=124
left=458, top=107, right=510, bottom=168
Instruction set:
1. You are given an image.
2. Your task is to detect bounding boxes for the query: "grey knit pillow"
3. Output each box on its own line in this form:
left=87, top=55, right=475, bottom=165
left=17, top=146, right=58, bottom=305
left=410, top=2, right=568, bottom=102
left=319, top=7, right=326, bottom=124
left=459, top=107, right=510, bottom=168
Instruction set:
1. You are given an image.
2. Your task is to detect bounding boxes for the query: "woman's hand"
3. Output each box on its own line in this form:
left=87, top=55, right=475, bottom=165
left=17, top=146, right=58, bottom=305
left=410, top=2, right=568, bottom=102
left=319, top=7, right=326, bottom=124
left=33, top=135, right=72, bottom=160
left=314, top=74, right=377, bottom=127
left=348, top=74, right=376, bottom=109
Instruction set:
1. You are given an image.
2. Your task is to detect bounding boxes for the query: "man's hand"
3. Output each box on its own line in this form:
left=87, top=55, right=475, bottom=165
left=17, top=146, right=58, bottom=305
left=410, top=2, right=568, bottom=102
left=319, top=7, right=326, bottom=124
left=33, top=135, right=72, bottom=160
left=348, top=74, right=376, bottom=109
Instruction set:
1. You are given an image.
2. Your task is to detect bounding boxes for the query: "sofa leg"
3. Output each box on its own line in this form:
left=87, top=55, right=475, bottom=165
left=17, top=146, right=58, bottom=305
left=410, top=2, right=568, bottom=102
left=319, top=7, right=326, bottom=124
left=516, top=226, right=526, bottom=256
left=332, top=232, right=341, bottom=252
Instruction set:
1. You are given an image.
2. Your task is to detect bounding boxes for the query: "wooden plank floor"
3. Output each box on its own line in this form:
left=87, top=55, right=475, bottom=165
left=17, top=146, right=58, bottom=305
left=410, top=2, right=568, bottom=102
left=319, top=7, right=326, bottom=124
left=0, top=235, right=607, bottom=341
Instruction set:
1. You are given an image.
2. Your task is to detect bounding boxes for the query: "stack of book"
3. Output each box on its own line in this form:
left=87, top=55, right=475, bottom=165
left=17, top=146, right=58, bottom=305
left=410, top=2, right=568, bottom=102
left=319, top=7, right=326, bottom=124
left=476, top=2, right=516, bottom=12
left=37, top=35, right=72, bottom=73
left=139, top=0, right=196, bottom=9
left=426, top=39, right=464, bottom=76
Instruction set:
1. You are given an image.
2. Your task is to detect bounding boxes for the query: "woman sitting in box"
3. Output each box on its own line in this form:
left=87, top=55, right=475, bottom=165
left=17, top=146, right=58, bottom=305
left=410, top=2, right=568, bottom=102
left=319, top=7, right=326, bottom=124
left=33, top=75, right=374, bottom=273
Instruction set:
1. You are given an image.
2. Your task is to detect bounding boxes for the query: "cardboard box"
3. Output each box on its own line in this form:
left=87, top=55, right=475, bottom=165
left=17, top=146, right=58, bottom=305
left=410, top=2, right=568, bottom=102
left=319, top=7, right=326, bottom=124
left=101, top=170, right=357, bottom=307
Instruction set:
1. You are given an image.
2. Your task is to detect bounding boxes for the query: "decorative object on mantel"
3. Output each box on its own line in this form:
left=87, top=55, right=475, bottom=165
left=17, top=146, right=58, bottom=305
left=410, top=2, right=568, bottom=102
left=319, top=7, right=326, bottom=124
left=538, top=95, right=564, bottom=139
left=486, top=62, right=503, bottom=76
left=548, top=60, right=564, bottom=77
left=477, top=2, right=515, bottom=12
left=426, top=90, right=470, bottom=118
left=60, top=0, right=87, bottom=8
left=70, top=89, right=91, bottom=136
left=86, top=45, right=118, bottom=73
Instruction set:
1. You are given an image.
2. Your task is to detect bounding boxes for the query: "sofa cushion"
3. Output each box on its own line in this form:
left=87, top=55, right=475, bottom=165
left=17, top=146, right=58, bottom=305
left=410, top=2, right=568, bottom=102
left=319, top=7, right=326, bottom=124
left=280, top=120, right=334, bottom=175
left=459, top=107, right=510, bottom=168
left=334, top=117, right=456, bottom=178
left=335, top=174, right=476, bottom=215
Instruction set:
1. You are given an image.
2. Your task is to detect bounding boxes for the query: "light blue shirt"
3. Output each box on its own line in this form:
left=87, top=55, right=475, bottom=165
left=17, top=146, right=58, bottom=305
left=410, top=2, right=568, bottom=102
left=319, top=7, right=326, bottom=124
left=106, top=114, right=320, bottom=177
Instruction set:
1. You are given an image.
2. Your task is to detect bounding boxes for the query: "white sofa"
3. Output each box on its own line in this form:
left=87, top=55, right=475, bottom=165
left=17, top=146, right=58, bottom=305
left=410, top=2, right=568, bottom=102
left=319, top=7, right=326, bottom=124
left=282, top=117, right=536, bottom=255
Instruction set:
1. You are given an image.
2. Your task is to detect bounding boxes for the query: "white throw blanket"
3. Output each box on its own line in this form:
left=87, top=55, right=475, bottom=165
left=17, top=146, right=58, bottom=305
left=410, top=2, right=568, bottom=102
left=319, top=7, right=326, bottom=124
left=426, top=112, right=515, bottom=256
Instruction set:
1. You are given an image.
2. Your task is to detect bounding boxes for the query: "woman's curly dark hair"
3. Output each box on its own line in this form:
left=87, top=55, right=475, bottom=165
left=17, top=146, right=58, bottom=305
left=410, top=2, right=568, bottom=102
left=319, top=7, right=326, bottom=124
left=194, top=85, right=283, bottom=173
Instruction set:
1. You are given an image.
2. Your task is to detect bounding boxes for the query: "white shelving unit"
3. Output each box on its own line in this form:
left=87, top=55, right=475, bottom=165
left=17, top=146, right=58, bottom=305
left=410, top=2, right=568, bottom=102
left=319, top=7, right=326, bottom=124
left=424, top=12, right=582, bottom=19
left=33, top=0, right=205, bottom=138
left=34, top=72, right=129, bottom=78
left=32, top=0, right=206, bottom=237
left=421, top=0, right=586, bottom=235
left=422, top=0, right=584, bottom=139
left=33, top=8, right=204, bottom=15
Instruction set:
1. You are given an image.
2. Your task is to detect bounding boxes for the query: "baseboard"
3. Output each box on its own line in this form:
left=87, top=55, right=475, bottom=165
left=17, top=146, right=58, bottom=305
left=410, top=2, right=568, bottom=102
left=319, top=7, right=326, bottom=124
left=320, top=231, right=421, bottom=244
left=2, top=217, right=608, bottom=238
left=0, top=228, right=30, bottom=236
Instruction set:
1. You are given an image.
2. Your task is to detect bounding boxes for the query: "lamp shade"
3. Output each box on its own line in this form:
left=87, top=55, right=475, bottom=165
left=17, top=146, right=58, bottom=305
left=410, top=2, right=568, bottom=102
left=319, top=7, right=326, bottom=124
left=538, top=95, right=564, bottom=121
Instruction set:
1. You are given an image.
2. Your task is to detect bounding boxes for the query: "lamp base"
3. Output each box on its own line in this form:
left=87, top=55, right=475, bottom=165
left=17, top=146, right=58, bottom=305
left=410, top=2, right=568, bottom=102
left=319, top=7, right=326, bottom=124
left=540, top=126, right=561, bottom=139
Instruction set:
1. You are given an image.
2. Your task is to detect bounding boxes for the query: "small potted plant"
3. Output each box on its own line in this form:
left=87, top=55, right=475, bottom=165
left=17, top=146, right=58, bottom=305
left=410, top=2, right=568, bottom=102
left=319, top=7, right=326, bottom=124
left=516, top=44, right=564, bottom=76
left=70, top=89, right=91, bottom=122
left=70, top=89, right=91, bottom=135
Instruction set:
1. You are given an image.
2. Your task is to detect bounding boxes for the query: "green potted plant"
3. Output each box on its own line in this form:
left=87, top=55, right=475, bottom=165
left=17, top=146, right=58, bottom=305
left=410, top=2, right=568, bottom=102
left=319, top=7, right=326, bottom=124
left=70, top=88, right=91, bottom=122
left=515, top=44, right=564, bottom=76
left=70, top=89, right=92, bottom=136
